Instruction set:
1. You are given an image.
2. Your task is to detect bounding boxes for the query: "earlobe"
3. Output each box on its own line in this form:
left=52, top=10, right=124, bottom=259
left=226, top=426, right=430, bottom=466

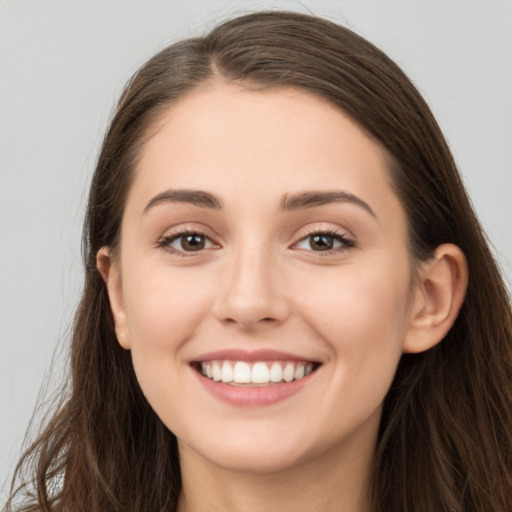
left=96, top=247, right=131, bottom=350
left=403, top=244, right=468, bottom=354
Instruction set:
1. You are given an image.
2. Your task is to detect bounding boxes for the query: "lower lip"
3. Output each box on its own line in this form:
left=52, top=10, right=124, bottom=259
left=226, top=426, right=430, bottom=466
left=194, top=369, right=316, bottom=406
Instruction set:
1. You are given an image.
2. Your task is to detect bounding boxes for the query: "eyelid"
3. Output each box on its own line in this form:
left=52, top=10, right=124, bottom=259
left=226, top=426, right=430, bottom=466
left=157, top=225, right=221, bottom=256
left=290, top=227, right=356, bottom=254
left=155, top=223, right=356, bottom=257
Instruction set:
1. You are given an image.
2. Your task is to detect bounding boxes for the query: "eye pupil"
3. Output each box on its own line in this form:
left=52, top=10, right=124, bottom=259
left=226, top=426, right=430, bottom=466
left=310, top=234, right=334, bottom=251
left=182, top=234, right=205, bottom=251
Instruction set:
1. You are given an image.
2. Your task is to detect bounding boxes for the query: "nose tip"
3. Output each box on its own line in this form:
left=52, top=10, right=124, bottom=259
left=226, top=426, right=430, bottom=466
left=213, top=257, right=290, bottom=331
left=221, top=306, right=283, bottom=331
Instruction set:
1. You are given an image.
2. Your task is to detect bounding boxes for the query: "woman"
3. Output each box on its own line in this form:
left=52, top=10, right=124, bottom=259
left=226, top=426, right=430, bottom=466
left=6, top=11, right=512, bottom=512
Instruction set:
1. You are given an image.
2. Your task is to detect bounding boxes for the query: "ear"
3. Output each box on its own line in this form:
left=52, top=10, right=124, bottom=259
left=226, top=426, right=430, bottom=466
left=97, top=247, right=131, bottom=350
left=403, top=244, right=468, bottom=354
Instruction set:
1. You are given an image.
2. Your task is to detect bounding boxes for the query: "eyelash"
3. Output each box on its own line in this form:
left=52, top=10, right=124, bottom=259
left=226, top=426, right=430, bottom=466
left=294, top=229, right=356, bottom=255
left=157, top=230, right=218, bottom=257
left=157, top=228, right=356, bottom=257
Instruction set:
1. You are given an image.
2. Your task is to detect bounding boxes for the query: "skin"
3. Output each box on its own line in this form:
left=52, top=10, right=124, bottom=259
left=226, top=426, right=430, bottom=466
left=98, top=83, right=467, bottom=512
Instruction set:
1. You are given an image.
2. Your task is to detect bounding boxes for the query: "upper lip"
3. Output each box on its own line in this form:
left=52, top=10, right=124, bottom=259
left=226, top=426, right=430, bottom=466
left=192, top=348, right=321, bottom=363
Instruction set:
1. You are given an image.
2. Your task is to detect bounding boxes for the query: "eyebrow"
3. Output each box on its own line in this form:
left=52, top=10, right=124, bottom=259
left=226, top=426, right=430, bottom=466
left=143, top=188, right=376, bottom=218
left=144, top=189, right=222, bottom=213
left=280, top=191, right=376, bottom=217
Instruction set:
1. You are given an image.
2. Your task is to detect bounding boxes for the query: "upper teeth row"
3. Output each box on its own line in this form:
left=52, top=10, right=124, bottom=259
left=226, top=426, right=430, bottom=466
left=200, top=360, right=314, bottom=384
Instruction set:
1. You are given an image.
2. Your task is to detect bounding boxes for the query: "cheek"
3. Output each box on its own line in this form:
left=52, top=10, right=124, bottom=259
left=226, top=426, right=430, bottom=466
left=300, top=262, right=410, bottom=340
left=120, top=265, right=217, bottom=423
left=294, top=259, right=411, bottom=393
left=122, top=265, right=215, bottom=362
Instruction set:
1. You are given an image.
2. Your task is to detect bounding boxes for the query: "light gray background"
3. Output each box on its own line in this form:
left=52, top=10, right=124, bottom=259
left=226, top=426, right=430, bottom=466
left=1, top=0, right=511, bottom=498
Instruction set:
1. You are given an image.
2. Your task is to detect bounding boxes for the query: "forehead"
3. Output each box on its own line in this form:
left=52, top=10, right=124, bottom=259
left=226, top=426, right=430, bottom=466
left=126, top=83, right=404, bottom=227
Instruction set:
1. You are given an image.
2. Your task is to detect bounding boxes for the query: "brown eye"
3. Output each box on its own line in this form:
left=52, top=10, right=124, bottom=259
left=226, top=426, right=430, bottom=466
left=309, top=234, right=335, bottom=251
left=163, top=232, right=216, bottom=254
left=294, top=231, right=355, bottom=253
left=180, top=234, right=206, bottom=251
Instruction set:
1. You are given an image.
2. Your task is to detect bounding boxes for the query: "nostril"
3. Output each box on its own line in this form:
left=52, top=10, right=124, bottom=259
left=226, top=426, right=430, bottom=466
left=224, top=316, right=276, bottom=324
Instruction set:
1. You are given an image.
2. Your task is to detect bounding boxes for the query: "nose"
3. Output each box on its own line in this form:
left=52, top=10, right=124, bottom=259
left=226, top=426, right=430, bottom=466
left=213, top=244, right=290, bottom=330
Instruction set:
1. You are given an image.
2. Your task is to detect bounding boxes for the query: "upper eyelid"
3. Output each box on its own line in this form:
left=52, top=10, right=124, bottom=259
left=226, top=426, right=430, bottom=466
left=293, top=232, right=354, bottom=247
left=157, top=224, right=218, bottom=246
left=161, top=224, right=219, bottom=240
left=157, top=224, right=355, bottom=247
left=163, top=230, right=219, bottom=247
left=293, top=226, right=354, bottom=242
left=158, top=231, right=219, bottom=257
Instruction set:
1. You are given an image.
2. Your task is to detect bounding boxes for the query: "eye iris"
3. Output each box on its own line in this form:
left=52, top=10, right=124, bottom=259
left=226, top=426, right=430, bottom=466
left=182, top=234, right=205, bottom=251
left=310, top=234, right=334, bottom=251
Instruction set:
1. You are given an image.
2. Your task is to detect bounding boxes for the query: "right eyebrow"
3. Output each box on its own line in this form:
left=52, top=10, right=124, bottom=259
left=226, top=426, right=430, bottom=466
left=143, top=189, right=223, bottom=214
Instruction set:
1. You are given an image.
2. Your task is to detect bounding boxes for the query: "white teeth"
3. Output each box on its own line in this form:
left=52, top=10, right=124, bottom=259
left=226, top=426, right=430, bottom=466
left=294, top=364, right=305, bottom=380
left=199, top=360, right=316, bottom=385
left=283, top=362, right=295, bottom=382
left=270, top=361, right=283, bottom=382
left=251, top=362, right=270, bottom=383
left=233, top=361, right=251, bottom=383
left=221, top=361, right=233, bottom=382
left=212, top=361, right=222, bottom=381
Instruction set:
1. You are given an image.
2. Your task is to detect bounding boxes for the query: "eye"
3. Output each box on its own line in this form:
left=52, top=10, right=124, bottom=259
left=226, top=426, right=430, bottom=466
left=159, top=231, right=217, bottom=255
left=294, top=230, right=355, bottom=253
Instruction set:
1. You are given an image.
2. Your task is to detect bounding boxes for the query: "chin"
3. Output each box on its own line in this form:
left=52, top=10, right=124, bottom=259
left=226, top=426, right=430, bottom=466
left=176, top=417, right=332, bottom=476
left=200, top=441, right=312, bottom=475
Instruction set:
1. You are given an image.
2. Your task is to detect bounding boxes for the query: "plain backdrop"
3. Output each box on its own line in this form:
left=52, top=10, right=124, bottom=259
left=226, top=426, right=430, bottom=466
left=1, top=0, right=511, bottom=498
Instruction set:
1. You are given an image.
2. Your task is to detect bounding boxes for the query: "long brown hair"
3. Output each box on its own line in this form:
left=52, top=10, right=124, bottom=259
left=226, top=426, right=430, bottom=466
left=6, top=11, right=512, bottom=512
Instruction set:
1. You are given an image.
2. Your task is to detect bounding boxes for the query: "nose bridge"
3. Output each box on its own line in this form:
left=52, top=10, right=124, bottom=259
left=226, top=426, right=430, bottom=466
left=214, top=236, right=288, bottom=328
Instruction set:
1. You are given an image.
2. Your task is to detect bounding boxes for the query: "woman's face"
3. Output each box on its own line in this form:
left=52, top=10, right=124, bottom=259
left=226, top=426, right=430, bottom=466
left=106, top=83, right=421, bottom=474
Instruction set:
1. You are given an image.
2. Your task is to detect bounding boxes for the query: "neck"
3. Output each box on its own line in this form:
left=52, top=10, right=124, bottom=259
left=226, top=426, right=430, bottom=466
left=176, top=431, right=375, bottom=512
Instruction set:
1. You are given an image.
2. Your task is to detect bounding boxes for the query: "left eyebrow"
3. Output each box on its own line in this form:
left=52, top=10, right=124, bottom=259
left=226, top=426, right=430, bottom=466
left=280, top=190, right=376, bottom=218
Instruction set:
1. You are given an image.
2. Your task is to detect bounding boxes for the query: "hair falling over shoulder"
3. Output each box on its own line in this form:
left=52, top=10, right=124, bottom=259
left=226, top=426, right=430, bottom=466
left=5, top=11, right=512, bottom=512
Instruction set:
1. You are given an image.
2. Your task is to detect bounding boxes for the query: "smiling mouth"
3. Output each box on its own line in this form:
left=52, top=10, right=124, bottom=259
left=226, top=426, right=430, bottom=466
left=192, top=360, right=320, bottom=386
